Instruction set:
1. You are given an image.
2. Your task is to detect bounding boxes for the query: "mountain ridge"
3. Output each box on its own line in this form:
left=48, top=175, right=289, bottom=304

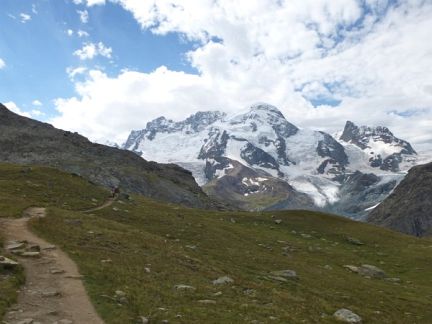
left=124, top=103, right=422, bottom=217
left=0, top=103, right=223, bottom=210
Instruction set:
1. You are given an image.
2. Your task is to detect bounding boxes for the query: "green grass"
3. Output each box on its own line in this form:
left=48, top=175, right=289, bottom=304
left=1, top=163, right=432, bottom=323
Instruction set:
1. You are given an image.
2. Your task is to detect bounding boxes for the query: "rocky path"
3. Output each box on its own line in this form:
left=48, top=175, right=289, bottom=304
left=0, top=208, right=104, bottom=324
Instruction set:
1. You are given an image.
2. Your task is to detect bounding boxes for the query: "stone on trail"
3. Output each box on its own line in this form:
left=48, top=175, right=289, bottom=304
left=5, top=241, right=26, bottom=251
left=54, top=320, right=74, bottom=324
left=20, top=251, right=41, bottom=258
left=333, top=308, right=362, bottom=323
left=17, top=319, right=34, bottom=324
left=0, top=255, right=19, bottom=269
left=27, top=244, right=41, bottom=252
left=41, top=289, right=61, bottom=297
left=50, top=268, right=66, bottom=275
left=212, top=276, right=234, bottom=285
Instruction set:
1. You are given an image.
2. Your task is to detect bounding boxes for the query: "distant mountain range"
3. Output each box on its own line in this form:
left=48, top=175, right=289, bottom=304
left=124, top=103, right=424, bottom=218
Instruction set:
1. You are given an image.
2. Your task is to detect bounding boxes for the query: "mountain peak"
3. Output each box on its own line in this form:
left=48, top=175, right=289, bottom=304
left=249, top=103, right=284, bottom=117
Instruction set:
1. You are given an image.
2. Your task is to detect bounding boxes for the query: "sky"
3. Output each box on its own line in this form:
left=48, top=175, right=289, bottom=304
left=1, top=0, right=432, bottom=151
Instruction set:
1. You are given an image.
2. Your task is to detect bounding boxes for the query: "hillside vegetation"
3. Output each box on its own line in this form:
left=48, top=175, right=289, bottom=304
left=1, top=163, right=432, bottom=323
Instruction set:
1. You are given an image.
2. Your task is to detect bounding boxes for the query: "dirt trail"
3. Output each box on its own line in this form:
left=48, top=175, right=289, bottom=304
left=1, top=208, right=104, bottom=324
left=83, top=198, right=114, bottom=213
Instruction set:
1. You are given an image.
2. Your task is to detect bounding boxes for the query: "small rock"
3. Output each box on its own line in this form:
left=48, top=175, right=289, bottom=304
left=27, top=244, right=41, bottom=252
left=301, top=234, right=312, bottom=238
left=115, top=290, right=127, bottom=297
left=212, top=276, right=234, bottom=285
left=230, top=218, right=236, bottom=223
left=359, top=264, right=386, bottom=278
left=175, top=284, right=196, bottom=291
left=333, top=308, right=362, bottom=323
left=50, top=268, right=65, bottom=275
left=270, top=270, right=297, bottom=279
left=20, top=251, right=41, bottom=258
left=58, top=320, right=73, bottom=324
left=42, top=289, right=61, bottom=297
left=268, top=276, right=288, bottom=282
left=243, top=289, right=256, bottom=297
left=101, top=259, right=112, bottom=263
left=139, top=316, right=149, bottom=324
left=17, top=319, right=34, bottom=324
left=0, top=255, right=19, bottom=269
left=42, top=245, right=56, bottom=251
left=5, top=242, right=26, bottom=251
left=343, top=265, right=359, bottom=273
left=324, top=265, right=333, bottom=270
left=274, top=219, right=282, bottom=224
left=213, top=291, right=223, bottom=296
left=144, top=267, right=151, bottom=273
left=185, top=245, right=197, bottom=250
left=346, top=237, right=364, bottom=246
left=198, top=299, right=216, bottom=304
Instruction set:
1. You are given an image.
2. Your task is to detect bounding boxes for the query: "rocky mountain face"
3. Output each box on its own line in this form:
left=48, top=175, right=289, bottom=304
left=0, top=103, right=223, bottom=209
left=340, top=121, right=416, bottom=172
left=367, top=162, right=432, bottom=237
left=124, top=103, right=421, bottom=217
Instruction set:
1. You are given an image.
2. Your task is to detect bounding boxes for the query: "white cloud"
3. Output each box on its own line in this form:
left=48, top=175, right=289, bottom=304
left=77, top=30, right=89, bottom=37
left=0, top=58, right=5, bottom=69
left=77, top=9, right=89, bottom=23
left=20, top=13, right=31, bottom=23
left=73, top=0, right=105, bottom=5
left=66, top=66, right=88, bottom=79
left=32, top=100, right=42, bottom=106
left=31, top=109, right=44, bottom=116
left=73, top=42, right=112, bottom=60
left=32, top=4, right=38, bottom=14
left=86, top=0, right=106, bottom=5
left=53, top=0, right=432, bottom=150
left=4, top=102, right=32, bottom=118
left=67, top=29, right=74, bottom=36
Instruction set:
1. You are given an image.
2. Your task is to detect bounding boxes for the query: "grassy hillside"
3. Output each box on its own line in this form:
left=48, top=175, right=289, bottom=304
left=1, top=163, right=432, bottom=323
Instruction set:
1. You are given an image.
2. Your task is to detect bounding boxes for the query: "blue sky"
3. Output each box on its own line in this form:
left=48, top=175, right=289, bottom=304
left=0, top=0, right=197, bottom=119
left=0, top=0, right=431, bottom=150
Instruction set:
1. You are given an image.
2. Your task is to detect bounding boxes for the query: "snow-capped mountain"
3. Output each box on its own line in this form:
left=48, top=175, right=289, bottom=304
left=123, top=103, right=422, bottom=218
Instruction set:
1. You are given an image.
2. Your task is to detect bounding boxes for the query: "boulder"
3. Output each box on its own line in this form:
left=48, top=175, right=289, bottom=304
left=212, top=276, right=234, bottom=285
left=333, top=308, right=362, bottom=323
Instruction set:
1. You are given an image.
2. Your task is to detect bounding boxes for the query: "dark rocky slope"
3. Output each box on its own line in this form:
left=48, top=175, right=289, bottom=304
left=0, top=103, right=221, bottom=209
left=367, top=162, right=432, bottom=236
